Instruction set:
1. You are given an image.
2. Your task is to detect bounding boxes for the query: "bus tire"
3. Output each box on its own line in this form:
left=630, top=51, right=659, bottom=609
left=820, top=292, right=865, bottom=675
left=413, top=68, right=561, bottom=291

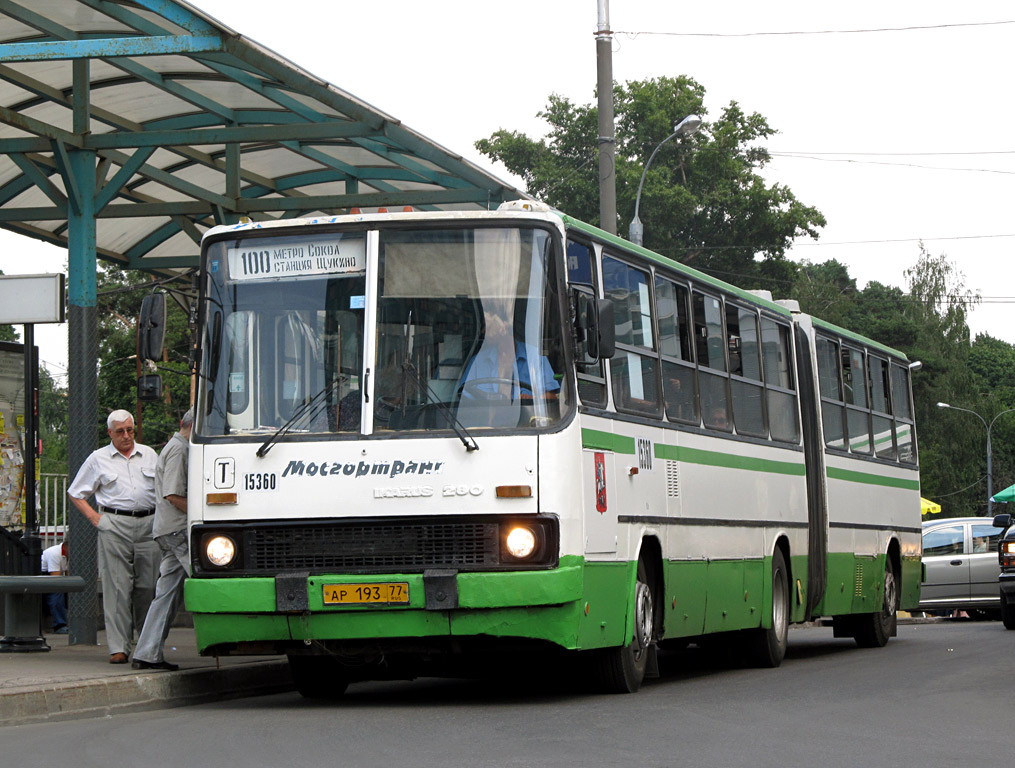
left=1002, top=592, right=1015, bottom=630
left=747, top=548, right=789, bottom=668
left=595, top=559, right=655, bottom=694
left=288, top=654, right=350, bottom=699
left=853, top=556, right=898, bottom=648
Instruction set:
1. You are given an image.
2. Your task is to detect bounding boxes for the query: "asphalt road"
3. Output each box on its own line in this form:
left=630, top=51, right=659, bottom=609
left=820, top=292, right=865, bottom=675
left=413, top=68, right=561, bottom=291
left=3, top=620, right=1006, bottom=768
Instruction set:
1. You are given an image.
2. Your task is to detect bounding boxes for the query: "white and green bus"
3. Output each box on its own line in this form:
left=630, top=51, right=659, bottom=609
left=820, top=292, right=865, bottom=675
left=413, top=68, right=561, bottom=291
left=175, top=201, right=921, bottom=696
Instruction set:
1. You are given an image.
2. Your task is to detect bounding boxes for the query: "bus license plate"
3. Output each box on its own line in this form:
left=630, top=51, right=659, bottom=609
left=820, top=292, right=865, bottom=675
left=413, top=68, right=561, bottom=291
left=323, top=582, right=409, bottom=605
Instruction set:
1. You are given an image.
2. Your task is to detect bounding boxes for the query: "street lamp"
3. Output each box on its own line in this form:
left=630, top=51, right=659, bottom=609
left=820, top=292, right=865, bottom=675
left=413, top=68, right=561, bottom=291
left=937, top=402, right=1015, bottom=516
left=629, top=114, right=702, bottom=247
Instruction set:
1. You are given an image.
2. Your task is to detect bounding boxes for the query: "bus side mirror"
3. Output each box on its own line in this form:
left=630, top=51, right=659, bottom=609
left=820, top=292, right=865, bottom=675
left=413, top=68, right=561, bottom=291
left=595, top=299, right=615, bottom=360
left=137, top=374, right=163, bottom=401
left=574, top=293, right=616, bottom=362
left=993, top=514, right=1011, bottom=529
left=138, top=293, right=167, bottom=362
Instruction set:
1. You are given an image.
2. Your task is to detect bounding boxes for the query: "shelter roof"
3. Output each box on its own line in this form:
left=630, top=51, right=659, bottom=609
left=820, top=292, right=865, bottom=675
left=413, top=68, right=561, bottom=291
left=0, top=0, right=524, bottom=271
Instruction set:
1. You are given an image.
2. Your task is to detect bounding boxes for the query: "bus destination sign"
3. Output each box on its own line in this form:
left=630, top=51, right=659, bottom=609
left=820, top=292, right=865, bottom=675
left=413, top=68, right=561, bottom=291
left=226, top=234, right=365, bottom=281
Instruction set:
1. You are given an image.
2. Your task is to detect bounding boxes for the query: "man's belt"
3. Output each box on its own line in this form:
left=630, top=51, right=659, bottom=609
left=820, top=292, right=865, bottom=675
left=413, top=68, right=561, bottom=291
left=99, top=506, right=154, bottom=517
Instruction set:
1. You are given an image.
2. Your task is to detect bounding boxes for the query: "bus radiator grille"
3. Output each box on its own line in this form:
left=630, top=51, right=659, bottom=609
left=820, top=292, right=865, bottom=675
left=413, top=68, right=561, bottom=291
left=246, top=520, right=501, bottom=573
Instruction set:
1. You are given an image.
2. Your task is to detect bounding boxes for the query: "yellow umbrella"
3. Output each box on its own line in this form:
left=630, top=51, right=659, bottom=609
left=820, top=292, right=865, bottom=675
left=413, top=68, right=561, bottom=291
left=921, top=497, right=942, bottom=515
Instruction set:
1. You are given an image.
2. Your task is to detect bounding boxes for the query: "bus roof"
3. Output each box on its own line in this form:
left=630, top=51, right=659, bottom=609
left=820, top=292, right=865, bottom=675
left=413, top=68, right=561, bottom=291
left=809, top=316, right=909, bottom=361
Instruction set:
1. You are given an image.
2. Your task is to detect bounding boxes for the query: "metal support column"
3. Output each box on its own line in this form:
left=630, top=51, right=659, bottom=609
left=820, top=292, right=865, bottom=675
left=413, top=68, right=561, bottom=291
left=595, top=0, right=617, bottom=235
left=65, top=146, right=99, bottom=646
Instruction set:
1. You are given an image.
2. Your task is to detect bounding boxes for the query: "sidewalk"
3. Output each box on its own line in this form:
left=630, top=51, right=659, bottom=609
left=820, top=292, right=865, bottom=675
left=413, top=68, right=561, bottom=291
left=0, top=627, right=293, bottom=727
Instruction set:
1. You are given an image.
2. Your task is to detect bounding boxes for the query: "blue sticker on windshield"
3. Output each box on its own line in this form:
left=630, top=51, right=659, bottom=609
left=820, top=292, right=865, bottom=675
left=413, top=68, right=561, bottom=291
left=350, top=295, right=365, bottom=309
left=211, top=260, right=219, bottom=273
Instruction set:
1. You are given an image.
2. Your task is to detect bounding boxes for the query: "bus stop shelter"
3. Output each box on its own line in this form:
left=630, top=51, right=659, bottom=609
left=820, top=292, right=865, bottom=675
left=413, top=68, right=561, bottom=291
left=0, top=0, right=523, bottom=643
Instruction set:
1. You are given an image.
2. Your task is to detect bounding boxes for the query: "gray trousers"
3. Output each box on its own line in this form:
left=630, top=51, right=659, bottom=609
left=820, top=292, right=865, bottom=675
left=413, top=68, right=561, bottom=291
left=96, top=512, right=159, bottom=655
left=133, top=531, right=189, bottom=663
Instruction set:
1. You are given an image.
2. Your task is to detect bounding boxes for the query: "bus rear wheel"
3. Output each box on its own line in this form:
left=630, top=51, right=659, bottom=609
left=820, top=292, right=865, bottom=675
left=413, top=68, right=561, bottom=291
left=853, top=556, right=898, bottom=648
left=595, top=559, right=655, bottom=694
left=288, top=654, right=350, bottom=699
left=747, top=548, right=789, bottom=667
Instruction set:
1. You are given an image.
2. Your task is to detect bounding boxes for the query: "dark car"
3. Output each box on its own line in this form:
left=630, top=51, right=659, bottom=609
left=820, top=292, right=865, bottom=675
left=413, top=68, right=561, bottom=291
left=920, top=517, right=1002, bottom=619
left=993, top=513, right=1015, bottom=629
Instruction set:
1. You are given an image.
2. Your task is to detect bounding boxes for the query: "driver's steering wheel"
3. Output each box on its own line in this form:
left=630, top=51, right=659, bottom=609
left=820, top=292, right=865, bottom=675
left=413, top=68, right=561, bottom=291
left=457, top=377, right=517, bottom=403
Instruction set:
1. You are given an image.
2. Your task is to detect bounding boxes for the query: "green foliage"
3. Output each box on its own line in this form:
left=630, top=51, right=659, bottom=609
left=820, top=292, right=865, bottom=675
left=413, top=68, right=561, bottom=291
left=0, top=269, right=20, bottom=342
left=95, top=265, right=194, bottom=452
left=38, top=366, right=68, bottom=475
left=476, top=75, right=826, bottom=288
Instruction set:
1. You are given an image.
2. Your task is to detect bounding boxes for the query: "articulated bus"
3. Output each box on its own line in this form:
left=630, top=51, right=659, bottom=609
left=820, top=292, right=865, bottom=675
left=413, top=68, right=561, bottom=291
left=172, top=201, right=921, bottom=696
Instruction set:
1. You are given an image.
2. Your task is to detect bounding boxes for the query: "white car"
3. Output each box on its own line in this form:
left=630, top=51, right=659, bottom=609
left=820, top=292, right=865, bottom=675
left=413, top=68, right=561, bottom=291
left=920, top=517, right=1002, bottom=619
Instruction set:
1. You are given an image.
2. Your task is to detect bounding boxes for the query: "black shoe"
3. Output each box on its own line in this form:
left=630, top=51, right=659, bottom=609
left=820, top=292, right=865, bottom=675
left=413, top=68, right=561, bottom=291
left=131, top=659, right=179, bottom=671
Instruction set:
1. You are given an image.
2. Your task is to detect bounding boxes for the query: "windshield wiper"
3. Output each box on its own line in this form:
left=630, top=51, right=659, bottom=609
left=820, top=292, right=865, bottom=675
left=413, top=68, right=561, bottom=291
left=400, top=358, right=479, bottom=452
left=256, top=375, right=346, bottom=458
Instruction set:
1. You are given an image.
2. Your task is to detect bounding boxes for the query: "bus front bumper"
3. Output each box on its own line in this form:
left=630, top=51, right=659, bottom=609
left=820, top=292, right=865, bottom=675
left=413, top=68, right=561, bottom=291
left=184, top=557, right=602, bottom=655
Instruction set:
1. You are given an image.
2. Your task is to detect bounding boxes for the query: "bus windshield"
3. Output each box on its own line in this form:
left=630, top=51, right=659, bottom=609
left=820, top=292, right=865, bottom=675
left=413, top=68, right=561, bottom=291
left=198, top=225, right=568, bottom=437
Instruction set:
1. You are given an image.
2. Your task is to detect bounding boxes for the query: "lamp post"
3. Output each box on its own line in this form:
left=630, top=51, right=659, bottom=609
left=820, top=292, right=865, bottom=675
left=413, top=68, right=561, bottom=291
left=629, top=114, right=702, bottom=247
left=937, top=402, right=1015, bottom=516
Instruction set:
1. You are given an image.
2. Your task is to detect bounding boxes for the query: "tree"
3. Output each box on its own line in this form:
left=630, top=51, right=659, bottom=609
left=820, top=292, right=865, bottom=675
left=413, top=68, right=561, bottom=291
left=790, top=259, right=859, bottom=328
left=0, top=270, right=20, bottom=343
left=893, top=247, right=981, bottom=517
left=95, top=265, right=193, bottom=452
left=38, top=365, right=68, bottom=476
left=476, top=75, right=826, bottom=288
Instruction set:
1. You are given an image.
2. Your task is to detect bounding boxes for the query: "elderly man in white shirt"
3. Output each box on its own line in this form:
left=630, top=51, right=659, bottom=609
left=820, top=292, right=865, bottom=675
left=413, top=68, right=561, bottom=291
left=68, top=409, right=160, bottom=664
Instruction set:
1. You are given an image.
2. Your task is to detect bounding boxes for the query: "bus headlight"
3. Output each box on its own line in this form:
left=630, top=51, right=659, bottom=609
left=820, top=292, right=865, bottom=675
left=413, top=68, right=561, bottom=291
left=205, top=535, right=237, bottom=567
left=506, top=527, right=537, bottom=559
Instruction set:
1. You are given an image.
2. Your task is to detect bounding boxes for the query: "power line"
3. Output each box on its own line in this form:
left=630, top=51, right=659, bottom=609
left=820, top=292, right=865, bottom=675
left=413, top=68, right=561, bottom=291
left=770, top=152, right=1015, bottom=176
left=772, top=150, right=1015, bottom=157
left=791, top=233, right=1015, bottom=247
left=615, top=20, right=1015, bottom=38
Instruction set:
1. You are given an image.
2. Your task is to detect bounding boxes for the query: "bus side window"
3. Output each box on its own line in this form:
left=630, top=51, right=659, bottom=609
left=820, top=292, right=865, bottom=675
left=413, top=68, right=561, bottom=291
left=816, top=336, right=845, bottom=450
left=656, top=276, right=697, bottom=424
left=727, top=305, right=766, bottom=438
left=841, top=346, right=871, bottom=454
left=761, top=318, right=798, bottom=443
left=567, top=239, right=607, bottom=407
left=605, top=255, right=661, bottom=416
left=869, top=355, right=897, bottom=459
left=692, top=290, right=730, bottom=431
left=891, top=362, right=917, bottom=464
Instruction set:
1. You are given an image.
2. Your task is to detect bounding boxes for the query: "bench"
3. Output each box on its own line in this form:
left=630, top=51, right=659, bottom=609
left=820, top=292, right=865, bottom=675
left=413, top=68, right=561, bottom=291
left=0, top=575, right=86, bottom=652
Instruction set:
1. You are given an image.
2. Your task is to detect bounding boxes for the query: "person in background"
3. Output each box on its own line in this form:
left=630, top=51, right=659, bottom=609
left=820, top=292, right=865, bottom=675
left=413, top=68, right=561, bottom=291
left=68, top=410, right=159, bottom=664
left=40, top=540, right=68, bottom=634
left=132, top=409, right=193, bottom=671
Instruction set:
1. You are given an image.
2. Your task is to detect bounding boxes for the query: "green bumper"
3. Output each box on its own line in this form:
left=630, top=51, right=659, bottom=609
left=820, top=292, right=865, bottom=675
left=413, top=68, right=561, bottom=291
left=184, top=556, right=635, bottom=654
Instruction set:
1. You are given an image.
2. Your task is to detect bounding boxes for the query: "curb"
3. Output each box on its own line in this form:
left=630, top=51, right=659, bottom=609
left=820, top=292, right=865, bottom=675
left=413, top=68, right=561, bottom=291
left=0, top=660, right=294, bottom=727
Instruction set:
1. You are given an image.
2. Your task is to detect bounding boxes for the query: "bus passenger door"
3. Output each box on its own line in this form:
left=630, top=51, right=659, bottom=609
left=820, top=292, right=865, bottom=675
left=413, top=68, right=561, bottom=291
left=584, top=448, right=617, bottom=554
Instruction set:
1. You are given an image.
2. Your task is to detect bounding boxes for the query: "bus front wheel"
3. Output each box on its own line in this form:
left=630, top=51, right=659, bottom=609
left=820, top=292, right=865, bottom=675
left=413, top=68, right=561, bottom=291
left=288, top=654, right=350, bottom=699
left=595, top=559, right=655, bottom=694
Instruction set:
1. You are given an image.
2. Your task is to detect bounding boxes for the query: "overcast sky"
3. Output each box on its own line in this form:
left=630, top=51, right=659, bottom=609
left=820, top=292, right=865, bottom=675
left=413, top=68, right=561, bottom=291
left=2, top=1, right=1012, bottom=378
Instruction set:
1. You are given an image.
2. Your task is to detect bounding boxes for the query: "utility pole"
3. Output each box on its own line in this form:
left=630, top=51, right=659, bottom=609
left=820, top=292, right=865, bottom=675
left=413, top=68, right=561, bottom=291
left=596, top=0, right=616, bottom=235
